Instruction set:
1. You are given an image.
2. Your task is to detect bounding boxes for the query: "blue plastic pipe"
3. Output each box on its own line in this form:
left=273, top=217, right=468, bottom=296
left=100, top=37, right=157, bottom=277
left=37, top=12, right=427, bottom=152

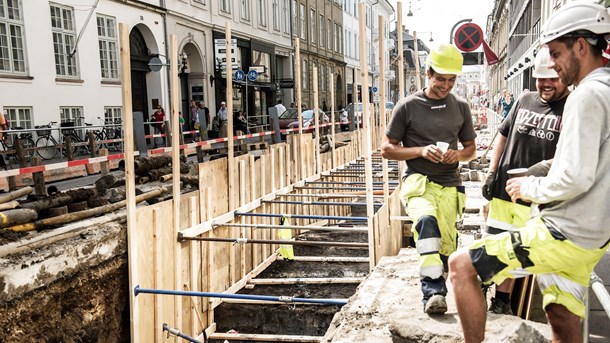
left=134, top=286, right=349, bottom=305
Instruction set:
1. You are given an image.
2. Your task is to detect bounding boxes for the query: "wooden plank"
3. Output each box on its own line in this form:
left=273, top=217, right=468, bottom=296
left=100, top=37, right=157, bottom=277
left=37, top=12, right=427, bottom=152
left=313, top=65, right=320, bottom=175
left=208, top=333, right=322, bottom=342
left=281, top=256, right=369, bottom=263
left=153, top=208, right=163, bottom=342
left=226, top=23, right=236, bottom=212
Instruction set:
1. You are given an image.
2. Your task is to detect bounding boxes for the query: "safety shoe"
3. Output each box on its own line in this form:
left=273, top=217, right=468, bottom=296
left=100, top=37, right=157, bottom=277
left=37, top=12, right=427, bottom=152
left=489, top=297, right=513, bottom=315
left=424, top=294, right=447, bottom=315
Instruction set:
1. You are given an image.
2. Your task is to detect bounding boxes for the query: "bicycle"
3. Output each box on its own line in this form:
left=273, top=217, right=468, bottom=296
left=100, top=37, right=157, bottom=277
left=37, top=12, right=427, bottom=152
left=93, top=117, right=123, bottom=152
left=60, top=117, right=99, bottom=157
left=35, top=121, right=61, bottom=160
left=0, top=128, right=36, bottom=166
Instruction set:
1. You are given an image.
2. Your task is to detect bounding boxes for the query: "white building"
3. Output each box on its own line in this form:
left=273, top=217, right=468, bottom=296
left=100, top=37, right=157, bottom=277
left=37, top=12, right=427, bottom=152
left=342, top=0, right=393, bottom=106
left=0, top=0, right=292, bottom=134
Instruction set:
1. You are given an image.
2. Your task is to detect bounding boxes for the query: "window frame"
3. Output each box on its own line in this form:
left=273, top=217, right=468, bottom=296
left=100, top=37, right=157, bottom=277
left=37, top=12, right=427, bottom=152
left=240, top=0, right=250, bottom=21
left=4, top=106, right=32, bottom=130
left=310, top=8, right=315, bottom=44
left=50, top=3, right=79, bottom=78
left=0, top=0, right=27, bottom=75
left=96, top=14, right=119, bottom=81
left=258, top=0, right=267, bottom=27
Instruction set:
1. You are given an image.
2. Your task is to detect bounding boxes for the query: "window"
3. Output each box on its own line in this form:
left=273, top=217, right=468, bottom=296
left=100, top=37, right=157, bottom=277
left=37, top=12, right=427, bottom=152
left=220, top=0, right=230, bottom=13
left=282, top=0, right=289, bottom=33
left=4, top=107, right=32, bottom=129
left=97, top=15, right=119, bottom=81
left=60, top=107, right=83, bottom=124
left=299, top=4, right=305, bottom=40
left=310, top=8, right=315, bottom=44
left=104, top=106, right=122, bottom=123
left=302, top=59, right=308, bottom=90
left=51, top=4, right=78, bottom=78
left=319, top=14, right=324, bottom=48
left=0, top=0, right=26, bottom=74
left=258, top=0, right=267, bottom=26
left=327, top=19, right=332, bottom=49
left=291, top=0, right=297, bottom=36
left=240, top=0, right=250, bottom=20
left=335, top=24, right=341, bottom=52
left=272, top=0, right=280, bottom=30
left=320, top=64, right=325, bottom=91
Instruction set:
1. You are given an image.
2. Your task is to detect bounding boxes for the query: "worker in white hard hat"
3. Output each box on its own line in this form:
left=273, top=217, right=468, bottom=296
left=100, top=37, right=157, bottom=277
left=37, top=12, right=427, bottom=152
left=479, top=45, right=570, bottom=317
left=450, top=2, right=610, bottom=342
left=381, top=44, right=477, bottom=315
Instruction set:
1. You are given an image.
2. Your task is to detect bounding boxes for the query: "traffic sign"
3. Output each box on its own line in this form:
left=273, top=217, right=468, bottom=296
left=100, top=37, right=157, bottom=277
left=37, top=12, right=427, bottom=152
left=372, top=86, right=378, bottom=93
left=247, top=70, right=258, bottom=82
left=454, top=23, right=484, bottom=52
left=234, top=70, right=245, bottom=81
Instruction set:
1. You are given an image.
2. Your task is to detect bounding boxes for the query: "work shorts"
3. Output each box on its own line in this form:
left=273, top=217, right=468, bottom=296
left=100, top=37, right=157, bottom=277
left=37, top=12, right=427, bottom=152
left=484, top=197, right=530, bottom=235
left=469, top=217, right=608, bottom=318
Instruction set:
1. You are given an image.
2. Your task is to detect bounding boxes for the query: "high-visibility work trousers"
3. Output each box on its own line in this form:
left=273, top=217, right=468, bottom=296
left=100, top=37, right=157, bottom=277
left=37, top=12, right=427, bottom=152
left=401, top=173, right=465, bottom=300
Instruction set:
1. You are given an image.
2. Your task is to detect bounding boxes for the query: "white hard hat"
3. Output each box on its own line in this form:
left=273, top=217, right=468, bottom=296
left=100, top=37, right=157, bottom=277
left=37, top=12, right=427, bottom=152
left=540, top=1, right=610, bottom=45
left=532, top=47, right=558, bottom=79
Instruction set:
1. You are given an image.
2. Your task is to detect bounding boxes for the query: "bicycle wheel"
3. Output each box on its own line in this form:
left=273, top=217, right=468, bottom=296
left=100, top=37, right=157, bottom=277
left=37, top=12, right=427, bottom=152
left=36, top=136, right=58, bottom=160
left=21, top=138, right=36, bottom=161
left=95, top=132, right=108, bottom=151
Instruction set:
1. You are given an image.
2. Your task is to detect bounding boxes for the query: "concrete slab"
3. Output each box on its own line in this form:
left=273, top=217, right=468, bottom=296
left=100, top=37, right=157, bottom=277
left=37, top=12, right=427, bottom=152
left=322, top=248, right=552, bottom=343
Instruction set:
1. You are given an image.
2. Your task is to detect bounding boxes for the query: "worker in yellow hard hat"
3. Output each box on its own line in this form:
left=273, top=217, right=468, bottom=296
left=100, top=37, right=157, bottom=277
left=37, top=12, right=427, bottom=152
left=381, top=43, right=477, bottom=315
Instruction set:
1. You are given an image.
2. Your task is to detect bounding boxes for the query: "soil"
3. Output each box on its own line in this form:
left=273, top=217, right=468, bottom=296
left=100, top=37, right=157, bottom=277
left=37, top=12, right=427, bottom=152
left=0, top=257, right=129, bottom=343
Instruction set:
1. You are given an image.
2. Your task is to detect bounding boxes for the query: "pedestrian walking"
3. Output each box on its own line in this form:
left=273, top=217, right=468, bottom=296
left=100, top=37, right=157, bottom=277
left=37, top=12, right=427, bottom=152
left=381, top=44, right=477, bottom=315
left=450, top=3, right=610, bottom=342
left=480, top=46, right=570, bottom=316
left=217, top=101, right=228, bottom=138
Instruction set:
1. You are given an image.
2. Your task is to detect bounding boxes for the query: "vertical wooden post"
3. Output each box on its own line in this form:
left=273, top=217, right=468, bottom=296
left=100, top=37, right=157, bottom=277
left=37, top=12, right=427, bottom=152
left=226, top=23, right=235, bottom=211
left=30, top=157, right=46, bottom=196
left=295, top=37, right=302, bottom=134
left=414, top=31, right=421, bottom=90
left=313, top=65, right=320, bottom=175
left=359, top=3, right=375, bottom=270
left=169, top=33, right=183, bottom=332
left=397, top=2, right=405, bottom=99
left=99, top=148, right=110, bottom=175
left=119, top=22, right=139, bottom=343
left=87, top=131, right=96, bottom=157
left=379, top=15, right=390, bottom=218
left=329, top=71, right=336, bottom=169
left=14, top=138, right=26, bottom=167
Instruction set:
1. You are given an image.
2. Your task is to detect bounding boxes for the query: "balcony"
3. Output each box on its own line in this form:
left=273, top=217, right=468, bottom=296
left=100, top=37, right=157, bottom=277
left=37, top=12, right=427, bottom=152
left=508, top=19, right=540, bottom=65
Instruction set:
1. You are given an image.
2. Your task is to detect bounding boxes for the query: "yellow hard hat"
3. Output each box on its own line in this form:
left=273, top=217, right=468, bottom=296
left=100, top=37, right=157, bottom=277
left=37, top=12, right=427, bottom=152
left=426, top=44, right=464, bottom=75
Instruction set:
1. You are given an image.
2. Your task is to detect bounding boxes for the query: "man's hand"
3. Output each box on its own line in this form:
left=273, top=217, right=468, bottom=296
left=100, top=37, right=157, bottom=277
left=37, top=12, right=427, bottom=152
left=481, top=171, right=495, bottom=201
left=440, top=149, right=459, bottom=164
left=421, top=145, right=444, bottom=163
left=506, top=177, right=527, bottom=202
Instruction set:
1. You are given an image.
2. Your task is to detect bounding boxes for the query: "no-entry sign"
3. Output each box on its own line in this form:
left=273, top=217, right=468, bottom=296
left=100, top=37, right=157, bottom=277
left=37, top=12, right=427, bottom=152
left=454, top=23, right=484, bottom=52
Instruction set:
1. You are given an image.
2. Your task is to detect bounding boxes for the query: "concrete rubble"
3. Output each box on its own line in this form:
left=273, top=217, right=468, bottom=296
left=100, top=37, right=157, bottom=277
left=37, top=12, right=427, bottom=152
left=322, top=249, right=552, bottom=343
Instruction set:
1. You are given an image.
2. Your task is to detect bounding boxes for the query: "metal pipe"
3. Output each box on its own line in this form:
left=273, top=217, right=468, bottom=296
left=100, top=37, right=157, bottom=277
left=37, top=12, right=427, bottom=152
left=162, top=324, right=203, bottom=343
left=295, top=186, right=387, bottom=191
left=262, top=200, right=371, bottom=206
left=234, top=211, right=367, bottom=221
left=591, top=272, right=610, bottom=317
left=277, top=193, right=385, bottom=198
left=213, top=222, right=368, bottom=232
left=306, top=181, right=397, bottom=185
left=135, top=286, right=349, bottom=305
left=182, top=236, right=368, bottom=248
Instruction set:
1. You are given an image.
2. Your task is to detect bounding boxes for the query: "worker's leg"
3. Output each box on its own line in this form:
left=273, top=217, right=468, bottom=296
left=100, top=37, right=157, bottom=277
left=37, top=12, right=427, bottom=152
left=545, top=303, right=582, bottom=343
left=449, top=250, right=487, bottom=343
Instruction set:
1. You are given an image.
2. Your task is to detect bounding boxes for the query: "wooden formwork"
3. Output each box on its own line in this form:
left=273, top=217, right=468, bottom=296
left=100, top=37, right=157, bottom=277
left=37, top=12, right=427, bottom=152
left=128, top=131, right=404, bottom=341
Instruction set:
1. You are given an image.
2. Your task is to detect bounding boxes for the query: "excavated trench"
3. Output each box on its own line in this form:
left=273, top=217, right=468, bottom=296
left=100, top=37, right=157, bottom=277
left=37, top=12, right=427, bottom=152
left=211, top=229, right=373, bottom=342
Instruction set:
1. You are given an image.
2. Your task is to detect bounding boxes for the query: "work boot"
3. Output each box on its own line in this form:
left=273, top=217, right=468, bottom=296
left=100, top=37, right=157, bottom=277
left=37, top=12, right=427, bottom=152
left=424, top=294, right=447, bottom=315
left=489, top=297, right=513, bottom=315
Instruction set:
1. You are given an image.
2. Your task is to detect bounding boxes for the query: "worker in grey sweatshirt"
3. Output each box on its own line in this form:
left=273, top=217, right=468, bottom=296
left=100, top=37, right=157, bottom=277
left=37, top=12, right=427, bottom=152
left=448, top=2, right=610, bottom=342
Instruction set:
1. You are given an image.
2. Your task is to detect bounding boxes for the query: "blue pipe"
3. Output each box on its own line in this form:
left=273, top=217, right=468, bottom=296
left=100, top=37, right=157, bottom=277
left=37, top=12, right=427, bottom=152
left=134, top=286, right=349, bottom=305
left=234, top=211, right=367, bottom=221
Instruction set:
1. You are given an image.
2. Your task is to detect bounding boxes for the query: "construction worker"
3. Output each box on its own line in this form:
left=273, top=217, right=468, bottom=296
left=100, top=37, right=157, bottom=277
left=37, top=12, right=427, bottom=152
left=480, top=46, right=570, bottom=315
left=381, top=44, right=477, bottom=315
left=450, top=2, right=610, bottom=342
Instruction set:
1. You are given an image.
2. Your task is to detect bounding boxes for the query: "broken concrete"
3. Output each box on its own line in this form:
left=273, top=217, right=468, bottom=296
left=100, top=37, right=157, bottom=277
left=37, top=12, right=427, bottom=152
left=321, top=249, right=552, bottom=343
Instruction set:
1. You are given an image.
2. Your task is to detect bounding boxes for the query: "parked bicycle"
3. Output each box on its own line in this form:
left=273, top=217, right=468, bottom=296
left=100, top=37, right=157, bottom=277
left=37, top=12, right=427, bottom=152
left=0, top=128, right=36, bottom=168
left=93, top=117, right=123, bottom=152
left=35, top=121, right=61, bottom=160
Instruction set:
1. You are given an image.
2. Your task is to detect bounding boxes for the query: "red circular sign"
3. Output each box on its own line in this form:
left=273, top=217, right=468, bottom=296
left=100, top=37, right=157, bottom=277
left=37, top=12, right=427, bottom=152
left=454, top=23, right=483, bottom=52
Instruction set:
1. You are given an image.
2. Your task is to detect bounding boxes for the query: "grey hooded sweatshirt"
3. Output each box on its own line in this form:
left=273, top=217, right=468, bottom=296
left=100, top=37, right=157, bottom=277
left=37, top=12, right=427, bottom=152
left=520, top=67, right=610, bottom=250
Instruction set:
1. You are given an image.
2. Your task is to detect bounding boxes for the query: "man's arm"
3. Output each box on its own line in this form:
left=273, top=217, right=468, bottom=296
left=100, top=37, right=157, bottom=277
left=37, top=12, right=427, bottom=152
left=381, top=135, right=445, bottom=163
left=488, top=133, right=507, bottom=173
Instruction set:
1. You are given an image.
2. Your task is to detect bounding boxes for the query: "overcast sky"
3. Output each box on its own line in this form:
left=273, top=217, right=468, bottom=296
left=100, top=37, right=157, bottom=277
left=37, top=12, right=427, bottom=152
left=387, top=0, right=495, bottom=51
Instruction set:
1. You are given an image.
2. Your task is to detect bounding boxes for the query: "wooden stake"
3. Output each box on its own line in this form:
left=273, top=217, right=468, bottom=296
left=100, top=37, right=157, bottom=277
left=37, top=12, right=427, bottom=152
left=397, top=2, right=405, bottom=98
left=379, top=15, right=390, bottom=216
left=313, top=65, right=320, bottom=175
left=359, top=3, right=376, bottom=270
left=119, top=22, right=139, bottom=343
left=329, top=71, right=336, bottom=169
left=169, top=33, right=183, bottom=334
left=227, top=23, right=236, bottom=212
left=295, top=37, right=302, bottom=134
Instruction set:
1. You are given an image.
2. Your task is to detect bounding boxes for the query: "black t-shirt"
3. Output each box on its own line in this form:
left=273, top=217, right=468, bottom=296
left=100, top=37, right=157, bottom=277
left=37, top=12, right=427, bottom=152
left=491, top=92, right=566, bottom=202
left=386, top=90, right=477, bottom=187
